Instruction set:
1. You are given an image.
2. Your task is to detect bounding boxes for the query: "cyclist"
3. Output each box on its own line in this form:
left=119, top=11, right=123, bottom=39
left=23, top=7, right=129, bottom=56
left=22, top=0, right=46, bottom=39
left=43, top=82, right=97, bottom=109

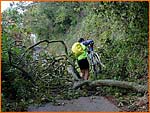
left=72, top=38, right=94, bottom=80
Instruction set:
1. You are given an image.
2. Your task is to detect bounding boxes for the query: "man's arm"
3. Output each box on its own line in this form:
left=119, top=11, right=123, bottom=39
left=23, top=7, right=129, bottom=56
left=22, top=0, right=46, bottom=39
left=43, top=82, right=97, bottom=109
left=82, top=39, right=94, bottom=46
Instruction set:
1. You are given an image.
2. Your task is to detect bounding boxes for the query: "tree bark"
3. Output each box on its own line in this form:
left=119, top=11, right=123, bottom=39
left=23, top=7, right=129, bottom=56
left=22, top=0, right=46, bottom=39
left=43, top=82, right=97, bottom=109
left=72, top=79, right=147, bottom=93
left=67, top=65, right=81, bottom=81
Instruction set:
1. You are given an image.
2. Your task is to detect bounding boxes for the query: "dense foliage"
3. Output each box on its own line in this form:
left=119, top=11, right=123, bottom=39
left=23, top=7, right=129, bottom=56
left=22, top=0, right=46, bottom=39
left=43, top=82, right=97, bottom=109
left=2, top=1, right=148, bottom=111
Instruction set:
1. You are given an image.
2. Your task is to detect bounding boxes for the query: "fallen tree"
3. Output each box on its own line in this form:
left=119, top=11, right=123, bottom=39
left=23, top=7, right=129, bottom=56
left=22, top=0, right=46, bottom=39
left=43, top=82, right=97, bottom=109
left=72, top=79, right=147, bottom=93
left=67, top=65, right=148, bottom=93
left=9, top=39, right=147, bottom=93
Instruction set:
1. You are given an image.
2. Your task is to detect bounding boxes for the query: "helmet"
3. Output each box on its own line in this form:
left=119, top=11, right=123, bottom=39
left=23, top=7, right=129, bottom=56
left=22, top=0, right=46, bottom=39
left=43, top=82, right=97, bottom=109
left=78, top=38, right=85, bottom=43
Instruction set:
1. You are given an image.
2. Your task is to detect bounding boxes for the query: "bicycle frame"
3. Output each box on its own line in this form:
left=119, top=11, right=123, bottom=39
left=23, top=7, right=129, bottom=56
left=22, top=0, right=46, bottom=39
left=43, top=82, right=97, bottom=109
left=87, top=51, right=98, bottom=79
left=87, top=47, right=105, bottom=79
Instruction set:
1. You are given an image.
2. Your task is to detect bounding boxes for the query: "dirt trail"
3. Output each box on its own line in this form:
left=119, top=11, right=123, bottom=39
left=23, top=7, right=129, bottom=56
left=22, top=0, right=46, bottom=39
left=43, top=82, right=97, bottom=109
left=28, top=96, right=121, bottom=112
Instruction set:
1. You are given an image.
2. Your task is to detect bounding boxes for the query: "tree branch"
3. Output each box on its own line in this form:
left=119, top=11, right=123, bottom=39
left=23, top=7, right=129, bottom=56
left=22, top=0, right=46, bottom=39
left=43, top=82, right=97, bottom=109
left=26, top=40, right=68, bottom=55
left=8, top=51, right=34, bottom=82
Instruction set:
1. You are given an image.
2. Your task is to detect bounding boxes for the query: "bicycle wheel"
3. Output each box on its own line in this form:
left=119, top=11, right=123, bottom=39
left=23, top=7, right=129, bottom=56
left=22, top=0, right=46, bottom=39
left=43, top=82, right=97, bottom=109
left=92, top=52, right=102, bottom=74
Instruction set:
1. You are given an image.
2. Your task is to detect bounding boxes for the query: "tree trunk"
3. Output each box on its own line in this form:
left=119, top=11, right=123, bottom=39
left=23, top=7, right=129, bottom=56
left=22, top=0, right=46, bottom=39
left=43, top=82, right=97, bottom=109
left=73, top=80, right=147, bottom=93
left=67, top=64, right=147, bottom=93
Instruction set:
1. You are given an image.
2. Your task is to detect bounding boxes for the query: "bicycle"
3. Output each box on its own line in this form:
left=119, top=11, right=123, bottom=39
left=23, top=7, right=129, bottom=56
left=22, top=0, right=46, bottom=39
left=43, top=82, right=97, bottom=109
left=87, top=45, right=106, bottom=80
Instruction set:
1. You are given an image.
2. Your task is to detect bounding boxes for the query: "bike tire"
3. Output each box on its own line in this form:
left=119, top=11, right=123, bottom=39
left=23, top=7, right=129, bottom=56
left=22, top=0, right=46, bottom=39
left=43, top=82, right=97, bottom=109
left=92, top=52, right=102, bottom=74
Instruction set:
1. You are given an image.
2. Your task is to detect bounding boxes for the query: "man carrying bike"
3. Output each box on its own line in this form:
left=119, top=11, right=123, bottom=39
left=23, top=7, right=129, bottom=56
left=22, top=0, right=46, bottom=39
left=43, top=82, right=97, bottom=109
left=78, top=38, right=94, bottom=52
left=71, top=38, right=94, bottom=80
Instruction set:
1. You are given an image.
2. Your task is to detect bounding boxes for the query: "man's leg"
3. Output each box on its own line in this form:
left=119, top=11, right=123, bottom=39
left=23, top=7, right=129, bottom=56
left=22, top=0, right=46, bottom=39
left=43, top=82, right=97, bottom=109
left=84, top=69, right=89, bottom=80
left=80, top=69, right=85, bottom=80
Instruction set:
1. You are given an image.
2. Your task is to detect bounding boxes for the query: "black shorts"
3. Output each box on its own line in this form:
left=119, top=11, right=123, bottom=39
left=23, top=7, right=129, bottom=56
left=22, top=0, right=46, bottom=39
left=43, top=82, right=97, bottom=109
left=77, top=58, right=89, bottom=70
